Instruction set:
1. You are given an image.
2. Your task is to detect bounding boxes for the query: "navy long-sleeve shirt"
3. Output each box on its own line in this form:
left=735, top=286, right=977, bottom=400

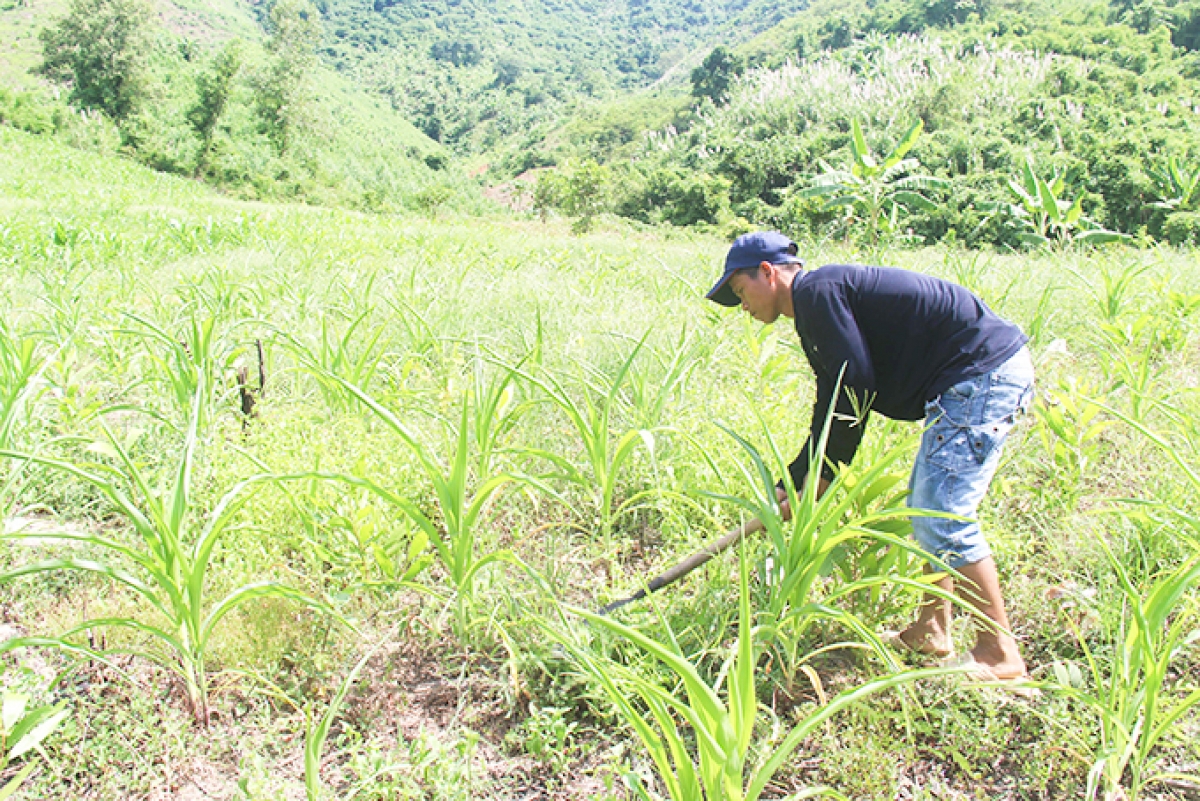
left=784, top=264, right=1028, bottom=490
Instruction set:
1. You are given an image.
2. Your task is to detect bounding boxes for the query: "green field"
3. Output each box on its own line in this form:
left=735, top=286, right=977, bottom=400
left=2, top=125, right=1200, bottom=800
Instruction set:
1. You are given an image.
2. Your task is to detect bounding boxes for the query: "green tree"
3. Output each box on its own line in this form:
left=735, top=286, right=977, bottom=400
left=187, top=40, right=242, bottom=176
left=492, top=56, right=525, bottom=88
left=690, top=46, right=744, bottom=104
left=533, top=162, right=611, bottom=232
left=257, top=0, right=321, bottom=156
left=38, top=0, right=154, bottom=121
left=562, top=160, right=610, bottom=233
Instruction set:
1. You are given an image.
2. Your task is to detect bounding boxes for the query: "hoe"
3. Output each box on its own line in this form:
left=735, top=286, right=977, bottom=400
left=598, top=515, right=765, bottom=615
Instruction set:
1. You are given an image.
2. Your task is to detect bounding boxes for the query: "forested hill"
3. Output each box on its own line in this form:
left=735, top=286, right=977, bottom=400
left=3, top=0, right=1200, bottom=247
left=526, top=0, right=1200, bottom=248
left=313, top=0, right=812, bottom=151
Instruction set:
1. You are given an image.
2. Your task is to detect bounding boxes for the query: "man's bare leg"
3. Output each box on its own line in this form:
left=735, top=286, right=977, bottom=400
left=955, top=556, right=1027, bottom=679
left=897, top=565, right=953, bottom=657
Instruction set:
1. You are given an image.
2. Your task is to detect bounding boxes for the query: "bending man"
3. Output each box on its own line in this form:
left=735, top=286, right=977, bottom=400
left=706, top=231, right=1034, bottom=681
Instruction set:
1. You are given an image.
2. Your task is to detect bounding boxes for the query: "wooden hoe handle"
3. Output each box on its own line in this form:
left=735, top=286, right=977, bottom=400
left=597, top=517, right=762, bottom=615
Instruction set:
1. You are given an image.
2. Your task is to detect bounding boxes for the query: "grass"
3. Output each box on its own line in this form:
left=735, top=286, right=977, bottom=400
left=0, top=125, right=1199, bottom=798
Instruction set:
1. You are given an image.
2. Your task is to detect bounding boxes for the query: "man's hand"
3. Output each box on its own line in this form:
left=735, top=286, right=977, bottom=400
left=775, top=485, right=792, bottom=522
left=775, top=477, right=831, bottom=522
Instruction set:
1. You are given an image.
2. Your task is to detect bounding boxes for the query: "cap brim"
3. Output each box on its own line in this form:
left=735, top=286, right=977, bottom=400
left=705, top=271, right=739, bottom=307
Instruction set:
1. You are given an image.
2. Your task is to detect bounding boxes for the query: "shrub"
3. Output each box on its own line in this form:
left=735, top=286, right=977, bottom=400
left=0, top=88, right=57, bottom=135
left=644, top=168, right=732, bottom=226
left=1163, top=211, right=1200, bottom=246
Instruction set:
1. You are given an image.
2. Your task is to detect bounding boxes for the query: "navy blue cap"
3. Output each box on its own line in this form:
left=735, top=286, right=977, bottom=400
left=705, top=231, right=803, bottom=307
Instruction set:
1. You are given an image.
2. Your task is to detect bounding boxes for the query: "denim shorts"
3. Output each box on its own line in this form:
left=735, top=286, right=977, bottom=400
left=907, top=346, right=1034, bottom=569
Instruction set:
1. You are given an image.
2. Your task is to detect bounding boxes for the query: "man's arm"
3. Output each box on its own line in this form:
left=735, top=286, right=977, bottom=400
left=784, top=374, right=872, bottom=492
left=785, top=280, right=877, bottom=492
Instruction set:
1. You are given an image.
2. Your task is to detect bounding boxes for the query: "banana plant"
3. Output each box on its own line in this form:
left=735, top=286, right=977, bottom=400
left=0, top=379, right=343, bottom=725
left=800, top=119, right=948, bottom=249
left=988, top=157, right=1129, bottom=247
left=1146, top=156, right=1199, bottom=212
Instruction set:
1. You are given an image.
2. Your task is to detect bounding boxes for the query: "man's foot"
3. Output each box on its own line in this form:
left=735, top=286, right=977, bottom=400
left=949, top=653, right=1040, bottom=698
left=967, top=640, right=1027, bottom=682
left=882, top=623, right=952, bottom=659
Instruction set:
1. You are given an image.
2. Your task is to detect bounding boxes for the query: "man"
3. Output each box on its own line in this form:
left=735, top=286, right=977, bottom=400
left=706, top=231, right=1034, bottom=681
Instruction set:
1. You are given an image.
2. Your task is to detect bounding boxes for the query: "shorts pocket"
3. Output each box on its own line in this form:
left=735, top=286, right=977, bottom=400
left=925, top=417, right=1013, bottom=471
left=944, top=376, right=980, bottom=400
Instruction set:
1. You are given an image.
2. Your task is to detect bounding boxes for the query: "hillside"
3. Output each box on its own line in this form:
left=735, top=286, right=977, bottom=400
left=4, top=0, right=1200, bottom=244
left=315, top=0, right=814, bottom=151
left=0, top=0, right=482, bottom=213
left=524, top=0, right=1200, bottom=248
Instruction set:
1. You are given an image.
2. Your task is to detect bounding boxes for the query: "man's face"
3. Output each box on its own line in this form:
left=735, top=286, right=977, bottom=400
left=729, top=264, right=780, bottom=324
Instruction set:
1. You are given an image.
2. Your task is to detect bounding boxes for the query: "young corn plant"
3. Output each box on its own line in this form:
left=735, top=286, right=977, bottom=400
left=709, top=404, right=951, bottom=683
left=0, top=324, right=57, bottom=516
left=0, top=380, right=340, bottom=725
left=283, top=309, right=390, bottom=411
left=1065, top=261, right=1152, bottom=325
left=323, top=372, right=513, bottom=627
left=119, top=309, right=251, bottom=429
left=622, top=329, right=701, bottom=430
left=0, top=691, right=69, bottom=798
left=1050, top=540, right=1200, bottom=801
left=549, top=542, right=951, bottom=800
left=504, top=333, right=655, bottom=545
left=304, top=643, right=389, bottom=801
left=1095, top=314, right=1164, bottom=424
left=1046, top=399, right=1200, bottom=799
left=0, top=323, right=51, bottom=451
left=466, top=352, right=530, bottom=476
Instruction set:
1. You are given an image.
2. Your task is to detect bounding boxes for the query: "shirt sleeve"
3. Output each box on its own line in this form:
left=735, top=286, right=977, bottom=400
left=783, top=280, right=876, bottom=490
left=785, top=374, right=872, bottom=489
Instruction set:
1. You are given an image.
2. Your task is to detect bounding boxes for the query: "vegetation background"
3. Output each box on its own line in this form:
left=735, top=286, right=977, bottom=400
left=1, top=0, right=1199, bottom=799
